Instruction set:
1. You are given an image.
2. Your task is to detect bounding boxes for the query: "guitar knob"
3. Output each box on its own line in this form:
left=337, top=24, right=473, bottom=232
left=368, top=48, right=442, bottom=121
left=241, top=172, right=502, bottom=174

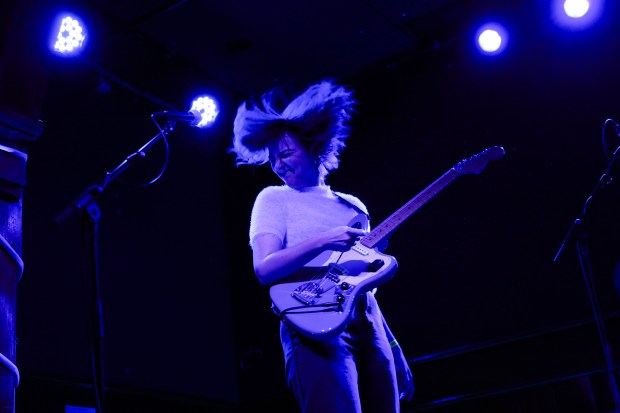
left=336, top=294, right=345, bottom=303
left=340, top=282, right=349, bottom=290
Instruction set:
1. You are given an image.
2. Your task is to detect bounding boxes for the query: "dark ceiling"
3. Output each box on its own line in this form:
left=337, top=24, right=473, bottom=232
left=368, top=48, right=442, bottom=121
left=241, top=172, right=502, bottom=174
left=60, top=0, right=489, bottom=107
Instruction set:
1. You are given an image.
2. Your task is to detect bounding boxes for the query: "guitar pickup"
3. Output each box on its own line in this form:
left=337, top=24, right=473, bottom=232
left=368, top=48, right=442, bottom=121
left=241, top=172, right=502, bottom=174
left=328, top=263, right=348, bottom=277
left=367, top=259, right=385, bottom=272
left=291, top=264, right=349, bottom=306
left=351, top=244, right=369, bottom=256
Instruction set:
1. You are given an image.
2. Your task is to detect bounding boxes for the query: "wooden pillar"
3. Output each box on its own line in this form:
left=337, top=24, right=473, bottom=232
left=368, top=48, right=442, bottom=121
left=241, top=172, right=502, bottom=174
left=0, top=0, right=49, bottom=411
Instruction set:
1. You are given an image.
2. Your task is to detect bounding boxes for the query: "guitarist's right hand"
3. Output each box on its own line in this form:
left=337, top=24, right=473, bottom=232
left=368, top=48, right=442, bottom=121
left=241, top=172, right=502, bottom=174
left=252, top=226, right=366, bottom=286
left=320, top=226, right=367, bottom=252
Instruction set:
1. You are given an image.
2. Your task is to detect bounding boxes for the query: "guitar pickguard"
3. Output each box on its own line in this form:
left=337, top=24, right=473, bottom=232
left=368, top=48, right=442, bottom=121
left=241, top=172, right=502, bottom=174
left=270, top=245, right=398, bottom=339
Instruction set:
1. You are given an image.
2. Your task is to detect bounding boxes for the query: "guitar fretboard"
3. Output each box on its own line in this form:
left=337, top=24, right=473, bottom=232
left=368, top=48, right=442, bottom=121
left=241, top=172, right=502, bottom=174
left=360, top=168, right=460, bottom=249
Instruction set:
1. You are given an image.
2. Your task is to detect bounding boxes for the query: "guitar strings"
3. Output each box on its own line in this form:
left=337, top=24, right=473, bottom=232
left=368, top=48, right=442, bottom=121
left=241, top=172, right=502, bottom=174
left=299, top=251, right=346, bottom=297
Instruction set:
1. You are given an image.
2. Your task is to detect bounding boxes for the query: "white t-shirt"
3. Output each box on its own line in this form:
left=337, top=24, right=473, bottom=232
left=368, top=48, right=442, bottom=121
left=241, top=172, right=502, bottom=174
left=249, top=185, right=368, bottom=249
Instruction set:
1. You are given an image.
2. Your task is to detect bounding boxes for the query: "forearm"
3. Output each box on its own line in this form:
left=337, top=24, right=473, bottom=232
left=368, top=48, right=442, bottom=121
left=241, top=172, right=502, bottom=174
left=253, top=235, right=326, bottom=285
left=253, top=226, right=364, bottom=285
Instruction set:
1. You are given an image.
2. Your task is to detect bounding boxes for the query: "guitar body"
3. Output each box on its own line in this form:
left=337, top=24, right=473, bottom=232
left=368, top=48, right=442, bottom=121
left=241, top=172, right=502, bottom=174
left=270, top=244, right=398, bottom=340
left=270, top=213, right=397, bottom=339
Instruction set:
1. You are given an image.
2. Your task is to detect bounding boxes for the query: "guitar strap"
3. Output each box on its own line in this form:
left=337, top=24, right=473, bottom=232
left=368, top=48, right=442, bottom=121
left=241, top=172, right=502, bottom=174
left=333, top=190, right=389, bottom=252
left=331, top=190, right=370, bottom=228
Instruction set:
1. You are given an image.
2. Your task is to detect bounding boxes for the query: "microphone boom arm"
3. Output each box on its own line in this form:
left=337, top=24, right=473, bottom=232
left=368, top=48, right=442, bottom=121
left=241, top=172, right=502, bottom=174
left=53, top=122, right=173, bottom=225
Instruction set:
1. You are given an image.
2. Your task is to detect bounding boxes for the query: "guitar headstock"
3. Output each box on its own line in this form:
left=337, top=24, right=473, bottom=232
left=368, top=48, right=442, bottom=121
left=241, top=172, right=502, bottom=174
left=454, top=146, right=505, bottom=175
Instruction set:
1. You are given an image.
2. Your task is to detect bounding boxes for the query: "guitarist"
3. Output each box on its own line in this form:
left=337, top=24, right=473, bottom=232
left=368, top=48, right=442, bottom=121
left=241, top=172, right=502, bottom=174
left=230, top=79, right=414, bottom=413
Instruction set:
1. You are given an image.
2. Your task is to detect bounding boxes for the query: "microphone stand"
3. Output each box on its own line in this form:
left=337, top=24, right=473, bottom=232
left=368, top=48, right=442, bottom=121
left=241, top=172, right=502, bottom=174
left=53, top=122, right=175, bottom=413
left=553, top=145, right=620, bottom=412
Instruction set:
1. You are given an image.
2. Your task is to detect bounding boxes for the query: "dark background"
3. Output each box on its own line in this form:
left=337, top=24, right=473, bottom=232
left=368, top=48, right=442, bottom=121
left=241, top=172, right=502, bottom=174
left=11, top=0, right=620, bottom=411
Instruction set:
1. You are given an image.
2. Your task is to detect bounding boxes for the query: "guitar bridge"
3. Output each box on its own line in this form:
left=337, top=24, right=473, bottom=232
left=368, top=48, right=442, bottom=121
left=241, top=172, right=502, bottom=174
left=292, top=282, right=321, bottom=305
left=291, top=263, right=349, bottom=305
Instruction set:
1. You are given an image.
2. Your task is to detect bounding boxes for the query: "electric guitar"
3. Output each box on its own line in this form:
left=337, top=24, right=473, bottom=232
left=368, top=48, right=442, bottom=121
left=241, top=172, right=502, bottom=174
left=270, top=146, right=505, bottom=340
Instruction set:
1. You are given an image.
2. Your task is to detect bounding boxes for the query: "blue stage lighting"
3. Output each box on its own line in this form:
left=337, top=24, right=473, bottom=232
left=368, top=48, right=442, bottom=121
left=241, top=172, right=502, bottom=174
left=564, top=0, right=590, bottom=17
left=50, top=13, right=87, bottom=57
left=475, top=23, right=508, bottom=56
left=551, top=0, right=604, bottom=30
left=190, top=96, right=219, bottom=128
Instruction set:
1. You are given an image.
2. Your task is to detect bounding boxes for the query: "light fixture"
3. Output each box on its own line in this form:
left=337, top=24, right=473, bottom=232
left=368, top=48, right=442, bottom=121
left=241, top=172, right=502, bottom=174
left=50, top=13, right=87, bottom=57
left=564, top=0, right=590, bottom=18
left=190, top=96, right=219, bottom=128
left=475, top=23, right=509, bottom=56
left=551, top=0, right=604, bottom=30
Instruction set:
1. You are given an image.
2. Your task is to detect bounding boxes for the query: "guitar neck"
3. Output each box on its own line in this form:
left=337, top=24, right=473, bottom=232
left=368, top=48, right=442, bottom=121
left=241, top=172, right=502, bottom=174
left=360, top=168, right=461, bottom=249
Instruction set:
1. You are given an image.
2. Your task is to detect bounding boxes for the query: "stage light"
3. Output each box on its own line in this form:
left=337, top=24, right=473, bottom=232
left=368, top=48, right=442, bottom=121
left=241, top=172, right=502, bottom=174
left=475, top=23, right=508, bottom=56
left=479, top=29, right=502, bottom=52
left=50, top=13, right=87, bottom=57
left=190, top=96, right=219, bottom=128
left=564, top=0, right=590, bottom=18
left=551, top=0, right=604, bottom=30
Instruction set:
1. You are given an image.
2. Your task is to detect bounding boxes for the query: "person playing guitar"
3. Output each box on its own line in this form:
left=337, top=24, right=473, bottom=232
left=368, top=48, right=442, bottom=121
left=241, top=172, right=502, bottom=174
left=230, top=79, right=414, bottom=413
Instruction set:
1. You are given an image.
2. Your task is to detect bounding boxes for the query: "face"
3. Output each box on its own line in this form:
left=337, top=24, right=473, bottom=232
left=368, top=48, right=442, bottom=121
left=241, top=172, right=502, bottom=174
left=267, top=134, right=320, bottom=189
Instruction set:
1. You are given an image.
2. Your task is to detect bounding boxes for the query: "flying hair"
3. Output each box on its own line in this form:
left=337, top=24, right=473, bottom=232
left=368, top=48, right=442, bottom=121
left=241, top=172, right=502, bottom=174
left=229, top=79, right=357, bottom=175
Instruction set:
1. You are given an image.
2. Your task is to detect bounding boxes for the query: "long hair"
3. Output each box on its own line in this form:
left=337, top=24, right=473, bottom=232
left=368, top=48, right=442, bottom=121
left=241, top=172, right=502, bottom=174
left=229, top=79, right=357, bottom=176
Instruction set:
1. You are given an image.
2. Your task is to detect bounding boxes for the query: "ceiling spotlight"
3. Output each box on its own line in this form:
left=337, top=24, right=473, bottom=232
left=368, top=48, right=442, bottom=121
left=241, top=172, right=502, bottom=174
left=551, top=0, right=603, bottom=30
left=564, top=0, right=590, bottom=18
left=475, top=23, right=508, bottom=56
left=479, top=29, right=502, bottom=53
left=50, top=13, right=87, bottom=56
left=190, top=96, right=219, bottom=128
